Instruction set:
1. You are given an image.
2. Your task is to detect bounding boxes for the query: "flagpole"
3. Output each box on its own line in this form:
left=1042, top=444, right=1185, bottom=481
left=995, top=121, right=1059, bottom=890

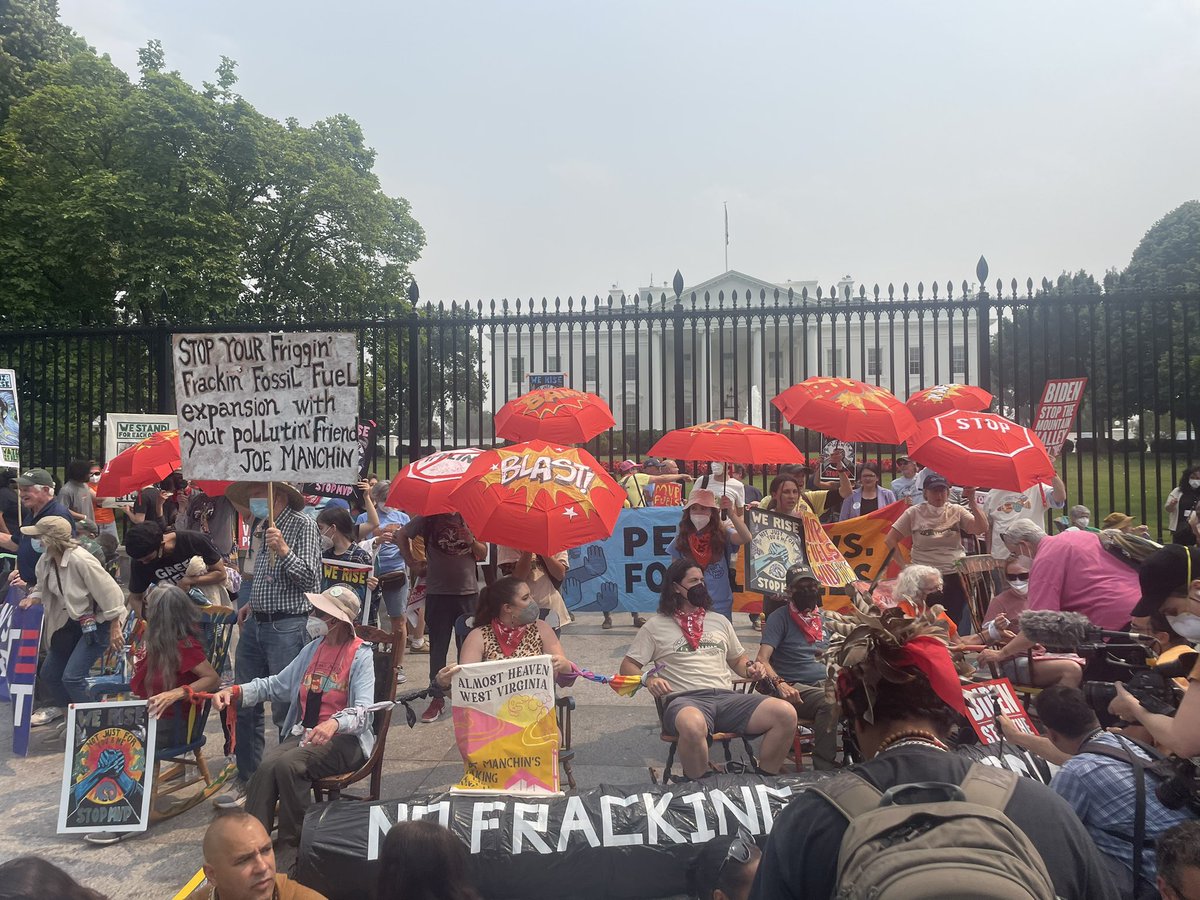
left=724, top=202, right=729, bottom=272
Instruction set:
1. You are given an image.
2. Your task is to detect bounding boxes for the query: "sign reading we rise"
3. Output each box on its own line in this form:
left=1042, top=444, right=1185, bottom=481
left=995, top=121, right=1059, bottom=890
left=173, top=332, right=360, bottom=482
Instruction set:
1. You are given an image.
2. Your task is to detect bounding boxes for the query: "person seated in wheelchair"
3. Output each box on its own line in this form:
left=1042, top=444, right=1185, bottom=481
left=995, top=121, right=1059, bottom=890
left=619, top=557, right=797, bottom=781
left=133, top=584, right=220, bottom=744
left=752, top=564, right=839, bottom=770
left=214, top=584, right=375, bottom=851
left=435, top=575, right=573, bottom=688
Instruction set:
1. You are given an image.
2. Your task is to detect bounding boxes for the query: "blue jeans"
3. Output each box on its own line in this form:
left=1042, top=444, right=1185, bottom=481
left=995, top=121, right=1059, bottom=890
left=234, top=614, right=308, bottom=781
left=41, top=618, right=112, bottom=706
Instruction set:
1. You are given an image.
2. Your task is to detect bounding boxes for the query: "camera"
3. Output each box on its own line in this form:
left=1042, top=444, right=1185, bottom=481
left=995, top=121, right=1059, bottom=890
left=1077, top=641, right=1185, bottom=722
left=1151, top=756, right=1200, bottom=816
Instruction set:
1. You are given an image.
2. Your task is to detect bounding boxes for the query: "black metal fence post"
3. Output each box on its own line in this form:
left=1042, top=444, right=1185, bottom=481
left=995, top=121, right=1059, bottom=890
left=975, top=255, right=992, bottom=399
left=672, top=269, right=686, bottom=429
left=407, top=279, right=421, bottom=463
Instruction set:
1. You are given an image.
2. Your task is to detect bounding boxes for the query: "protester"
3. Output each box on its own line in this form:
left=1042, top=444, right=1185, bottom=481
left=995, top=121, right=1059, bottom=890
left=669, top=489, right=752, bottom=621
left=732, top=465, right=762, bottom=507
left=687, top=829, right=761, bottom=900
left=973, top=555, right=1084, bottom=688
left=355, top=481, right=407, bottom=637
left=753, top=564, right=838, bottom=770
left=982, top=460, right=1067, bottom=560
left=1035, top=685, right=1193, bottom=897
left=214, top=584, right=374, bottom=850
left=496, top=546, right=571, bottom=631
left=750, top=612, right=1118, bottom=900
left=0, top=856, right=108, bottom=900
left=221, top=480, right=321, bottom=805
left=18, top=516, right=124, bottom=731
left=1166, top=465, right=1200, bottom=546
left=59, top=459, right=96, bottom=524
left=127, top=484, right=168, bottom=529
left=125, top=521, right=225, bottom=619
left=888, top=563, right=960, bottom=639
left=885, top=472, right=987, bottom=630
left=756, top=473, right=821, bottom=618
left=1103, top=511, right=1151, bottom=537
left=839, top=462, right=895, bottom=521
left=180, top=487, right=241, bottom=558
left=809, top=446, right=854, bottom=523
left=375, top=820, right=482, bottom=900
left=132, top=583, right=220, bottom=743
left=85, top=462, right=118, bottom=541
left=4, top=468, right=73, bottom=587
left=654, top=459, right=688, bottom=507
left=187, top=808, right=326, bottom=900
left=435, top=576, right=572, bottom=688
left=620, top=558, right=797, bottom=780
left=888, top=456, right=921, bottom=504
left=1058, top=503, right=1098, bottom=533
left=1156, top=820, right=1200, bottom=900
left=619, top=458, right=691, bottom=509
left=0, top=469, right=19, bottom=536
left=690, top=461, right=746, bottom=514
left=397, top=510, right=485, bottom=723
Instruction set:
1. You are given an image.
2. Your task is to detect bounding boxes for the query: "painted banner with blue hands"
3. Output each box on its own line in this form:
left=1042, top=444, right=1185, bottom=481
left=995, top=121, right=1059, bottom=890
left=563, top=508, right=681, bottom=613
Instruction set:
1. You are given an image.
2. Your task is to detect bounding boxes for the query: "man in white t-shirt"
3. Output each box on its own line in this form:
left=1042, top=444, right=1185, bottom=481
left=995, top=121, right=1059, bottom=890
left=619, top=558, right=796, bottom=780
left=689, top=462, right=746, bottom=515
left=984, top=461, right=1067, bottom=560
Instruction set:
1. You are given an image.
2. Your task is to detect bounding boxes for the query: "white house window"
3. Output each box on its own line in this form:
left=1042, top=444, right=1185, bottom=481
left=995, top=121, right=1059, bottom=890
left=547, top=355, right=561, bottom=372
left=510, top=356, right=525, bottom=385
left=867, top=348, right=881, bottom=377
left=584, top=355, right=598, bottom=382
left=825, top=349, right=843, bottom=375
left=951, top=345, right=966, bottom=376
left=624, top=354, right=638, bottom=382
left=683, top=352, right=693, bottom=379
left=769, top=350, right=785, bottom=376
left=908, top=347, right=922, bottom=376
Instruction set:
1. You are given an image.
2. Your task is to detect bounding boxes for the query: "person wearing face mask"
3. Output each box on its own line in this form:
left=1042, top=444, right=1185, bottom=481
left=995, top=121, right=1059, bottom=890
left=890, top=564, right=961, bottom=640
left=219, top=480, right=321, bottom=808
left=213, top=584, right=374, bottom=852
left=84, top=461, right=119, bottom=542
left=669, top=489, right=753, bottom=621
left=434, top=576, right=572, bottom=690
left=125, top=521, right=225, bottom=620
left=2, top=467, right=74, bottom=588
left=690, top=461, right=747, bottom=516
left=753, top=565, right=839, bottom=770
left=1059, top=504, right=1099, bottom=533
left=620, top=558, right=797, bottom=781
left=1166, top=467, right=1200, bottom=547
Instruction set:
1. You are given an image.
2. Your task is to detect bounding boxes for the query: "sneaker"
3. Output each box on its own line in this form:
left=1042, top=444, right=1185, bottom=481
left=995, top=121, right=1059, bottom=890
left=602, top=613, right=613, bottom=630
left=40, top=720, right=68, bottom=747
left=632, top=615, right=647, bottom=628
left=395, top=666, right=407, bottom=685
left=420, top=698, right=445, bottom=723
left=409, top=638, right=428, bottom=653
left=213, top=779, right=248, bottom=809
left=31, top=706, right=64, bottom=727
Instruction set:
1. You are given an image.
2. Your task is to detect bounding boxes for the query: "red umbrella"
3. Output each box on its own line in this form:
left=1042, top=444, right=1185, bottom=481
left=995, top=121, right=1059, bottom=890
left=905, top=411, right=1055, bottom=491
left=772, top=378, right=917, bottom=444
left=647, top=419, right=805, bottom=465
left=446, top=441, right=625, bottom=555
left=906, top=384, right=992, bottom=422
left=95, top=429, right=231, bottom=498
left=494, top=388, right=615, bottom=444
left=386, top=448, right=484, bottom=516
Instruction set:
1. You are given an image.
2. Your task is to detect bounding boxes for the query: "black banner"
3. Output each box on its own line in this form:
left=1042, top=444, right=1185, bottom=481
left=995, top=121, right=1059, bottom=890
left=302, top=420, right=377, bottom=505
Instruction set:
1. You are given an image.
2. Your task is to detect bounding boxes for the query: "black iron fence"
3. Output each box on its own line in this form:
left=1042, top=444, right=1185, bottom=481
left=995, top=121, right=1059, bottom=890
left=1, top=266, right=1197, bottom=539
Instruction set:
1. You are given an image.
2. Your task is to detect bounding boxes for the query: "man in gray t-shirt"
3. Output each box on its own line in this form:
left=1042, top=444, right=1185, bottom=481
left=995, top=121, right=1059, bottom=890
left=398, top=512, right=486, bottom=722
left=59, top=460, right=96, bottom=524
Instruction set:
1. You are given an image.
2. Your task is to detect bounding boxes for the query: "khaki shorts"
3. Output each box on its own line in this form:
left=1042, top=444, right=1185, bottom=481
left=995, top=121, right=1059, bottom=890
left=662, top=689, right=769, bottom=736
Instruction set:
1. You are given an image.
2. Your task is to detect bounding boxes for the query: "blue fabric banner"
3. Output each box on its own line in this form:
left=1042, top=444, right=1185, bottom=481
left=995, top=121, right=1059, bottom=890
left=563, top=508, right=682, bottom=614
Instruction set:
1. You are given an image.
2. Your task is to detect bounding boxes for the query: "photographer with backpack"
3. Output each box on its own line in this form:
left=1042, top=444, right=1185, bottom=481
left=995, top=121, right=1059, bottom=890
left=751, top=611, right=1117, bottom=900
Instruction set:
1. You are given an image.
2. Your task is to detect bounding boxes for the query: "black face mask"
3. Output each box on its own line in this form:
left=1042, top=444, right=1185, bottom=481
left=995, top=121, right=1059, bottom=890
left=924, top=590, right=945, bottom=608
left=685, top=583, right=713, bottom=610
left=790, top=583, right=822, bottom=612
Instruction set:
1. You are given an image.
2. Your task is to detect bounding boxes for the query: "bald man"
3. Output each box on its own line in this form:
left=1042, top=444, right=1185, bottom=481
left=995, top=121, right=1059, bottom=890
left=186, top=809, right=325, bottom=900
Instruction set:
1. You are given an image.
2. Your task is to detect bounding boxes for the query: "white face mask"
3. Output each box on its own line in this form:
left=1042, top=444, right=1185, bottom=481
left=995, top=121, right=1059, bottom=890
left=1009, top=580, right=1030, bottom=597
left=319, top=531, right=335, bottom=552
left=1166, top=613, right=1200, bottom=643
left=689, top=511, right=711, bottom=531
left=306, top=616, right=329, bottom=640
left=710, top=462, right=725, bottom=478
left=1075, top=517, right=1089, bottom=529
left=1190, top=479, right=1200, bottom=490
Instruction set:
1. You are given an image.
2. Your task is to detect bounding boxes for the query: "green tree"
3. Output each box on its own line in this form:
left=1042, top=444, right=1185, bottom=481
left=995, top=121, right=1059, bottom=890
left=0, top=0, right=85, bottom=124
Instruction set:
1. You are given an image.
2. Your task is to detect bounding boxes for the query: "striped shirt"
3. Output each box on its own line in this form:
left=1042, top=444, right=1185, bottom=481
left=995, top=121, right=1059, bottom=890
left=247, top=506, right=321, bottom=616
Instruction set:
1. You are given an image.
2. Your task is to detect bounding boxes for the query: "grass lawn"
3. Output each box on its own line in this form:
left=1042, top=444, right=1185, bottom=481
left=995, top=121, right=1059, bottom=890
left=1041, top=452, right=1185, bottom=542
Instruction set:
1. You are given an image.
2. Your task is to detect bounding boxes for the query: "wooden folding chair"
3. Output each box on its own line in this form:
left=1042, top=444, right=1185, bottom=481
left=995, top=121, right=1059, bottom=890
left=312, top=624, right=402, bottom=802
left=956, top=554, right=1001, bottom=635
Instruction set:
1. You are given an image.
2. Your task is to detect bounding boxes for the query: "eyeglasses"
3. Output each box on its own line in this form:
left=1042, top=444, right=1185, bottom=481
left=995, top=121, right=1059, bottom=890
left=715, top=828, right=757, bottom=886
left=1006, top=573, right=1030, bottom=582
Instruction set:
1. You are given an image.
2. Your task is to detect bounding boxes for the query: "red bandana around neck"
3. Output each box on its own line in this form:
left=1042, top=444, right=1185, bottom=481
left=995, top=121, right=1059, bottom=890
left=490, top=620, right=530, bottom=658
left=788, top=605, right=824, bottom=643
left=687, top=532, right=714, bottom=569
left=675, top=607, right=707, bottom=650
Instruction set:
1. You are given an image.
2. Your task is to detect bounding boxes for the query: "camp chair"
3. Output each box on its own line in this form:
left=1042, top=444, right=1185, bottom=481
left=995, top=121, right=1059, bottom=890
left=955, top=554, right=1001, bottom=635
left=733, top=678, right=848, bottom=773
left=649, top=681, right=758, bottom=784
left=85, top=614, right=142, bottom=700
left=147, top=607, right=236, bottom=823
left=312, top=624, right=402, bottom=802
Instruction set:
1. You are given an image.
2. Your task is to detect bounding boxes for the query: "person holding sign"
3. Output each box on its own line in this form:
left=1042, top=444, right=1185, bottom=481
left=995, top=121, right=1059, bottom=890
left=356, top=481, right=409, bottom=636
left=214, top=584, right=374, bottom=852
left=669, top=489, right=753, bottom=621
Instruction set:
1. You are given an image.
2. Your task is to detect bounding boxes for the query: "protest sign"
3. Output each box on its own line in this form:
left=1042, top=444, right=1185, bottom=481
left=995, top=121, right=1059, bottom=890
left=1031, top=377, right=1087, bottom=455
left=1, top=586, right=43, bottom=756
left=651, top=481, right=683, bottom=507
left=528, top=372, right=567, bottom=389
left=103, top=413, right=178, bottom=506
left=0, top=368, right=18, bottom=468
left=303, top=419, right=378, bottom=506
left=173, top=331, right=359, bottom=482
left=563, top=508, right=679, bottom=614
left=821, top=501, right=911, bottom=611
left=451, top=655, right=559, bottom=796
left=962, top=678, right=1036, bottom=746
left=744, top=508, right=806, bottom=595
left=819, top=438, right=855, bottom=481
left=321, top=557, right=375, bottom=625
left=58, top=700, right=156, bottom=833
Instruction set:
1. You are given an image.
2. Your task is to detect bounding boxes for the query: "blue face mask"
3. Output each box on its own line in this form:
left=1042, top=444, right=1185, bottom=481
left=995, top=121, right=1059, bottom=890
left=249, top=498, right=271, bottom=520
left=31, top=538, right=44, bottom=554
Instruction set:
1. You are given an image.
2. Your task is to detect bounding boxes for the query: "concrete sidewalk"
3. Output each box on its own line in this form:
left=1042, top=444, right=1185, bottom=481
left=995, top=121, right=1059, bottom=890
left=0, top=612, right=765, bottom=899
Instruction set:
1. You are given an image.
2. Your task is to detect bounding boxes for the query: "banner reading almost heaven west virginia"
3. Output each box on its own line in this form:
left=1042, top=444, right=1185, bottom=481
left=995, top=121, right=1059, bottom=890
left=451, top=655, right=559, bottom=796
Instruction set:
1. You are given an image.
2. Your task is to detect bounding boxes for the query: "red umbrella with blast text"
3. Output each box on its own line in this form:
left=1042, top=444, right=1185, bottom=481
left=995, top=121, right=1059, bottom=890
left=905, top=411, right=1055, bottom=492
left=772, top=377, right=918, bottom=444
left=494, top=388, right=615, bottom=444
left=647, top=418, right=806, bottom=465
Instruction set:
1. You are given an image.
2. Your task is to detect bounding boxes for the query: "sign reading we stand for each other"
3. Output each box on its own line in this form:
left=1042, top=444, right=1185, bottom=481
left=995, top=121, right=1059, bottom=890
left=173, top=332, right=360, bottom=482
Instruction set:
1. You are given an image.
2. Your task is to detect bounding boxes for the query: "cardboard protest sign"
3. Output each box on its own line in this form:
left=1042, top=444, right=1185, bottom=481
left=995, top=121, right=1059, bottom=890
left=320, top=557, right=375, bottom=625
left=173, top=331, right=359, bottom=482
left=528, top=372, right=567, bottom=388
left=651, top=481, right=683, bottom=507
left=0, top=369, right=18, bottom=468
left=451, top=655, right=559, bottom=796
left=962, top=678, right=1036, bottom=746
left=1, top=586, right=44, bottom=756
left=58, top=700, right=156, bottom=833
left=819, top=438, right=855, bottom=481
left=744, top=508, right=806, bottom=595
left=303, top=419, right=378, bottom=506
left=103, top=413, right=178, bottom=506
left=1031, top=377, right=1087, bottom=455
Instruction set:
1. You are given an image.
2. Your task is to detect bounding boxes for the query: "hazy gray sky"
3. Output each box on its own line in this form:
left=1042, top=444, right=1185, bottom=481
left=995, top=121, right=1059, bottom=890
left=59, top=0, right=1200, bottom=303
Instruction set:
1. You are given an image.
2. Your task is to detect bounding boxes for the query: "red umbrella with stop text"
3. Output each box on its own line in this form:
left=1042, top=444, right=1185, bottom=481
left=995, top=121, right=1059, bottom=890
left=385, top=448, right=485, bottom=516
left=772, top=377, right=918, bottom=444
left=905, top=411, right=1055, bottom=491
left=446, top=441, right=625, bottom=555
left=494, top=388, right=615, bottom=444
left=906, top=384, right=993, bottom=422
left=647, top=418, right=806, bottom=465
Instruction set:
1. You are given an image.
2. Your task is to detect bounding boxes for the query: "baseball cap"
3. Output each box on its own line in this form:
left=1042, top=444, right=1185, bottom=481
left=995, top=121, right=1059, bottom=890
left=16, top=468, right=54, bottom=487
left=20, top=516, right=71, bottom=541
left=1131, top=544, right=1199, bottom=617
left=616, top=460, right=641, bottom=474
left=642, top=457, right=663, bottom=468
left=922, top=473, right=950, bottom=490
left=785, top=563, right=819, bottom=588
left=896, top=456, right=912, bottom=465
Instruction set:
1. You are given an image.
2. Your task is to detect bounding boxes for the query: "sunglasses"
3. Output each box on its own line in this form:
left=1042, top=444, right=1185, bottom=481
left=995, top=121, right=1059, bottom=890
left=715, top=828, right=757, bottom=885
left=1006, top=573, right=1030, bottom=582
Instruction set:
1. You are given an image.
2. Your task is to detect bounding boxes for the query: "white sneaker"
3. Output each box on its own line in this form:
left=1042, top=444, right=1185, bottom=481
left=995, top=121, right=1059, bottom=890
left=213, top=779, right=247, bottom=809
left=31, top=706, right=64, bottom=727
left=395, top=667, right=407, bottom=684
left=409, top=638, right=427, bottom=652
